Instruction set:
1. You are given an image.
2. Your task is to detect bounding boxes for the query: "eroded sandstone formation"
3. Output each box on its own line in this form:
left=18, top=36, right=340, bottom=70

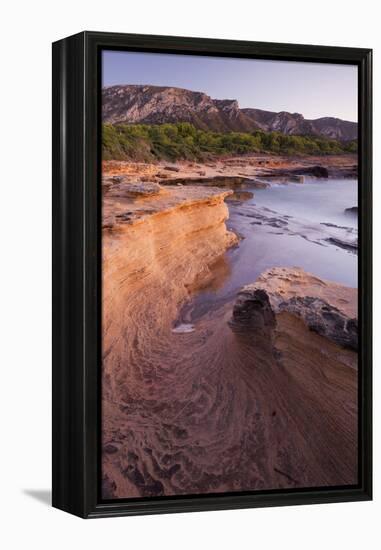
left=102, top=153, right=358, bottom=185
left=102, top=184, right=239, bottom=498
left=101, top=169, right=358, bottom=501
left=231, top=267, right=358, bottom=350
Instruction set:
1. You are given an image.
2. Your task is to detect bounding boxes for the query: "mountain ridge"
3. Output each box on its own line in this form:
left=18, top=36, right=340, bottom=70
left=102, top=85, right=357, bottom=141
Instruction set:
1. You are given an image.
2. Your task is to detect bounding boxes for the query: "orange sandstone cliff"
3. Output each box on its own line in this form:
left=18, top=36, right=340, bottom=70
left=101, top=181, right=358, bottom=499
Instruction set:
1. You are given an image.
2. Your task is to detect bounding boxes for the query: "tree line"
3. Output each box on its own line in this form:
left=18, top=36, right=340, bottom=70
left=103, top=122, right=358, bottom=162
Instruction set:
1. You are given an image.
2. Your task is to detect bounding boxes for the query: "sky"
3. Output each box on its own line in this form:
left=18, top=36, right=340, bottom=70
left=102, top=50, right=358, bottom=122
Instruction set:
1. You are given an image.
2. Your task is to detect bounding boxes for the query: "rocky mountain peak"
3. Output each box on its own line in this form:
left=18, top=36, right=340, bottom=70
left=102, top=85, right=357, bottom=141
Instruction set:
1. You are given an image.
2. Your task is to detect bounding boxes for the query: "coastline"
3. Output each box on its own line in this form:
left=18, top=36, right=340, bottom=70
left=103, top=152, right=358, bottom=183
left=102, top=154, right=358, bottom=499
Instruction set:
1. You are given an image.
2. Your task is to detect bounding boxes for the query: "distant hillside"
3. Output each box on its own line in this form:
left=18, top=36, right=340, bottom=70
left=102, top=85, right=358, bottom=141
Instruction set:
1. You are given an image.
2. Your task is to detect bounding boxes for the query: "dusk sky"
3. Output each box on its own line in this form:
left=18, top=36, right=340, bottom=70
left=102, top=50, right=358, bottom=122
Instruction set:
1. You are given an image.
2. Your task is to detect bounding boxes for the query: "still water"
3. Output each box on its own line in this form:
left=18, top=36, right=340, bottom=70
left=248, top=178, right=357, bottom=229
left=185, top=178, right=358, bottom=323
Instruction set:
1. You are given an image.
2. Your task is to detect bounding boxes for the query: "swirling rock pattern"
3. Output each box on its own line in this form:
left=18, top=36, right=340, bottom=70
left=102, top=189, right=358, bottom=499
left=233, top=268, right=358, bottom=350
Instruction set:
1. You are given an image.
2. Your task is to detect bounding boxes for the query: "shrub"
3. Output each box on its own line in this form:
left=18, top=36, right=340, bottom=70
left=102, top=122, right=357, bottom=161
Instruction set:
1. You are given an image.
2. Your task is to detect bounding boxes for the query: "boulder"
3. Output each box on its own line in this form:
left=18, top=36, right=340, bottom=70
left=229, top=267, right=357, bottom=350
left=123, top=182, right=162, bottom=197
left=230, top=288, right=276, bottom=334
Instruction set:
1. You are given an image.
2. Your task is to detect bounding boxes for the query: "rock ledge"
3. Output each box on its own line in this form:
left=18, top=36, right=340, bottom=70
left=230, top=267, right=358, bottom=350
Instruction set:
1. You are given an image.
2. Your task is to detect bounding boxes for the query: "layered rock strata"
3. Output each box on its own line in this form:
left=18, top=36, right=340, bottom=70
left=231, top=267, right=358, bottom=350
left=102, top=180, right=358, bottom=500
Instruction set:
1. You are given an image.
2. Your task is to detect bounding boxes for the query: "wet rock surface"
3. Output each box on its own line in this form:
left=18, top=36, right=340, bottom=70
left=235, top=203, right=358, bottom=253
left=103, top=176, right=163, bottom=197
left=230, top=267, right=358, bottom=350
left=326, top=236, right=358, bottom=252
left=230, top=288, right=276, bottom=334
left=257, top=165, right=329, bottom=179
left=279, top=296, right=358, bottom=350
left=226, top=190, right=255, bottom=202
left=101, top=159, right=358, bottom=499
left=159, top=175, right=270, bottom=189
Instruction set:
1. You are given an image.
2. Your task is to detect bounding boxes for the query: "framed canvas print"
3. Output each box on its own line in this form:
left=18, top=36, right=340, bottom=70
left=52, top=31, right=372, bottom=518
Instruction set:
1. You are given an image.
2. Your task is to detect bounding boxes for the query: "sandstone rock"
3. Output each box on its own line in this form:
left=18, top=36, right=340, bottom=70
left=230, top=288, right=276, bottom=334
left=123, top=182, right=163, bottom=197
left=249, top=179, right=270, bottom=188
left=102, top=175, right=121, bottom=192
left=279, top=295, right=358, bottom=350
left=258, top=165, right=328, bottom=179
left=230, top=267, right=357, bottom=350
left=159, top=175, right=262, bottom=188
left=102, top=175, right=164, bottom=199
left=226, top=190, right=254, bottom=202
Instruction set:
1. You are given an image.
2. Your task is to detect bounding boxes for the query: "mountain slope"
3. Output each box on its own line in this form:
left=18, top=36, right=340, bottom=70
left=102, top=85, right=357, bottom=141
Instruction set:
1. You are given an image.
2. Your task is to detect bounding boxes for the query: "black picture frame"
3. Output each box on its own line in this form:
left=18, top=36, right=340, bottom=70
left=52, top=31, right=372, bottom=518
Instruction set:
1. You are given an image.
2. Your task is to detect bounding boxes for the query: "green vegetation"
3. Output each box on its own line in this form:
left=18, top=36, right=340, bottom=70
left=103, top=122, right=358, bottom=162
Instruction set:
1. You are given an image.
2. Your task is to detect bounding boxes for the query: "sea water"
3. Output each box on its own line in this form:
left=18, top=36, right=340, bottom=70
left=186, top=178, right=358, bottom=322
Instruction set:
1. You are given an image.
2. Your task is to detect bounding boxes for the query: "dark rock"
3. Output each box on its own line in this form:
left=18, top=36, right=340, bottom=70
left=280, top=296, right=358, bottom=350
left=127, top=451, right=139, bottom=462
left=104, top=443, right=118, bottom=454
left=321, top=222, right=348, bottom=229
left=345, top=206, right=358, bottom=215
left=229, top=288, right=276, bottom=333
left=229, top=271, right=358, bottom=351
left=252, top=182, right=270, bottom=189
left=123, top=465, right=145, bottom=486
left=226, top=190, right=254, bottom=202
left=258, top=165, right=329, bottom=179
left=329, top=166, right=358, bottom=178
left=159, top=175, right=255, bottom=187
left=303, top=165, right=329, bottom=178
left=327, top=236, right=358, bottom=252
left=142, top=480, right=164, bottom=497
